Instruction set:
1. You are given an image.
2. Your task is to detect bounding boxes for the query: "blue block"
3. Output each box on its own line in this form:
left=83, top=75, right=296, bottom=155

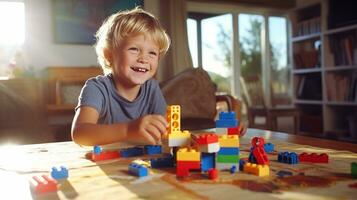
left=215, top=119, right=238, bottom=128
left=144, top=145, right=162, bottom=155
left=218, top=111, right=236, bottom=120
left=201, top=153, right=215, bottom=172
left=230, top=165, right=237, bottom=173
left=129, top=163, right=148, bottom=177
left=218, top=147, right=240, bottom=155
left=51, top=166, right=68, bottom=180
left=278, top=152, right=298, bottom=164
left=239, top=159, right=246, bottom=171
left=120, top=147, right=144, bottom=157
left=248, top=152, right=257, bottom=163
left=150, top=156, right=174, bottom=168
left=264, top=143, right=275, bottom=153
left=93, top=145, right=102, bottom=154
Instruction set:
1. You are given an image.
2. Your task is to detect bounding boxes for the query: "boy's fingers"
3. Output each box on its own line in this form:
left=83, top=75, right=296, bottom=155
left=154, top=115, right=168, bottom=128
left=141, top=130, right=157, bottom=145
left=146, top=125, right=161, bottom=142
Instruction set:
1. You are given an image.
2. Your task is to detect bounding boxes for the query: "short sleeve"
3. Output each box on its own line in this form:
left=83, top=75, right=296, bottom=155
left=76, top=79, right=104, bottom=114
left=150, top=80, right=167, bottom=116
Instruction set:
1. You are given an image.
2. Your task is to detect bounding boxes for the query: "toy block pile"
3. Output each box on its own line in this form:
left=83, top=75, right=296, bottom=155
left=244, top=136, right=270, bottom=176
left=30, top=165, right=69, bottom=195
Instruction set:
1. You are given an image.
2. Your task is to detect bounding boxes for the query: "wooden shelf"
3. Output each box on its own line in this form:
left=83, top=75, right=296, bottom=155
left=294, top=99, right=323, bottom=105
left=325, top=101, right=357, bottom=106
left=292, top=33, right=321, bottom=42
left=324, top=24, right=357, bottom=35
left=325, top=66, right=357, bottom=71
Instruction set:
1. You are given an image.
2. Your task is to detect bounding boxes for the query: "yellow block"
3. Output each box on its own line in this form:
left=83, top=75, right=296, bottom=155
left=219, top=135, right=239, bottom=147
left=168, top=130, right=191, bottom=139
left=243, top=162, right=269, bottom=177
left=177, top=147, right=201, bottom=161
left=167, top=105, right=181, bottom=134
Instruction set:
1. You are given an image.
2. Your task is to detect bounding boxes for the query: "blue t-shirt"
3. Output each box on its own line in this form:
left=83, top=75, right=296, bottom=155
left=76, top=74, right=167, bottom=124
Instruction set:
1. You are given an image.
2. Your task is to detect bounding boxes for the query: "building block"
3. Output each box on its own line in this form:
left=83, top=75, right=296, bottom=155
left=177, top=148, right=201, bottom=161
left=217, top=155, right=239, bottom=163
left=264, top=143, right=275, bottom=153
left=150, top=156, right=174, bottom=168
left=352, top=162, right=357, bottom=178
left=278, top=152, right=298, bottom=164
left=298, top=153, right=329, bottom=163
left=195, top=133, right=218, bottom=145
left=248, top=151, right=257, bottom=163
left=198, top=142, right=220, bottom=153
left=219, top=135, right=239, bottom=147
left=30, top=175, right=58, bottom=194
left=243, top=163, right=270, bottom=177
left=227, top=125, right=241, bottom=136
left=218, top=147, right=240, bottom=155
left=93, top=145, right=102, bottom=154
left=218, top=111, right=236, bottom=120
left=91, top=150, right=120, bottom=161
left=201, top=153, right=215, bottom=172
left=239, top=158, right=247, bottom=171
left=230, top=166, right=237, bottom=173
left=208, top=168, right=218, bottom=179
left=144, top=145, right=162, bottom=155
left=167, top=105, right=181, bottom=134
left=176, top=160, right=201, bottom=177
left=216, top=163, right=239, bottom=171
left=132, top=159, right=151, bottom=168
left=120, top=147, right=144, bottom=157
left=51, top=166, right=68, bottom=180
left=251, top=137, right=269, bottom=165
left=128, top=163, right=148, bottom=177
left=167, top=131, right=191, bottom=147
left=215, top=112, right=238, bottom=128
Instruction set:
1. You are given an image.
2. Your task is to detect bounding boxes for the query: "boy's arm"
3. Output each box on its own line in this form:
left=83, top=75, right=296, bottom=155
left=71, top=106, right=167, bottom=146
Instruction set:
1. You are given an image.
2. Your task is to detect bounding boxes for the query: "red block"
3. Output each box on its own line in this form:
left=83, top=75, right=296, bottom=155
left=252, top=147, right=270, bottom=165
left=90, top=150, right=120, bottom=161
left=195, top=133, right=218, bottom=145
left=228, top=126, right=241, bottom=135
left=251, top=136, right=265, bottom=148
left=30, top=175, right=58, bottom=194
left=176, top=161, right=201, bottom=177
left=299, top=153, right=329, bottom=163
left=208, top=168, right=218, bottom=179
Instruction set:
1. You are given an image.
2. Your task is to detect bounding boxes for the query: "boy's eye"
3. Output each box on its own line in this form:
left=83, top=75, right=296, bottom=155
left=149, top=51, right=158, bottom=56
left=128, top=47, right=139, bottom=52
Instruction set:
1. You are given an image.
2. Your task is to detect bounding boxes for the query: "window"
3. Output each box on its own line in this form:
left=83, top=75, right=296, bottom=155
left=187, top=10, right=290, bottom=107
left=0, top=1, right=25, bottom=76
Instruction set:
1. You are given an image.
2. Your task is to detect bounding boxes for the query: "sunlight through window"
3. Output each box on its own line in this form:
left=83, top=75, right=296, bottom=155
left=0, top=2, right=25, bottom=45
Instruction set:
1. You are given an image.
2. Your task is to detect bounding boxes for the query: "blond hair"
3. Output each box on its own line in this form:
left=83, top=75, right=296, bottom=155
left=95, top=7, right=171, bottom=75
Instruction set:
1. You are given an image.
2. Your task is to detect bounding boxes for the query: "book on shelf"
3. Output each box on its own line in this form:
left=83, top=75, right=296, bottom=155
left=328, top=31, right=357, bottom=66
left=325, top=72, right=357, bottom=102
left=296, top=75, right=322, bottom=100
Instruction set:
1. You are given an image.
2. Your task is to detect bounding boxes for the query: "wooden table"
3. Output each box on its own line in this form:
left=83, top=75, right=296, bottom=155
left=0, top=129, right=356, bottom=200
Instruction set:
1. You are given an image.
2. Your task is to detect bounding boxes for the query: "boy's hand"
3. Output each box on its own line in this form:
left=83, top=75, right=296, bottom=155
left=127, top=115, right=167, bottom=145
left=239, top=122, right=247, bottom=137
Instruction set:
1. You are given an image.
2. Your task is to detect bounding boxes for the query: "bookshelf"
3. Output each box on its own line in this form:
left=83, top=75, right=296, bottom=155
left=290, top=0, right=357, bottom=142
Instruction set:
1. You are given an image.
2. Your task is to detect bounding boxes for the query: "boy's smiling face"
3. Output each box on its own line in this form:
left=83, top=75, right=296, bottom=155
left=110, top=34, right=160, bottom=88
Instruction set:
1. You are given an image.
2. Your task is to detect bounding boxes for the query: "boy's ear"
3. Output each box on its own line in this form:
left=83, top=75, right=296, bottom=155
left=103, top=48, right=113, bottom=66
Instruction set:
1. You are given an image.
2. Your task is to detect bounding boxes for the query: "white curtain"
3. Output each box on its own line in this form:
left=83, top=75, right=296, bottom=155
left=156, top=0, right=194, bottom=82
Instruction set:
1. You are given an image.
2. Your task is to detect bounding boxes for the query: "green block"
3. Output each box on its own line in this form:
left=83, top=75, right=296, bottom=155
left=217, top=155, right=239, bottom=163
left=352, top=162, right=357, bottom=178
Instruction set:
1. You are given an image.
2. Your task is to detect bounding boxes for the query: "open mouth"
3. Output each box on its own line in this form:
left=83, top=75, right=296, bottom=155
left=131, top=66, right=149, bottom=73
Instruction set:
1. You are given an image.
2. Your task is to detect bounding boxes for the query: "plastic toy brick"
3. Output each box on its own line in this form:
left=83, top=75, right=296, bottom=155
left=228, top=125, right=241, bottom=136
left=219, top=135, right=239, bottom=147
left=150, top=157, right=174, bottom=168
left=195, top=133, right=218, bottom=145
left=243, top=162, right=270, bottom=177
left=144, top=145, right=162, bottom=155
left=132, top=159, right=151, bottom=168
left=230, top=166, right=237, bottom=173
left=252, top=147, right=269, bottom=165
left=177, top=148, right=201, bottom=161
left=218, top=147, right=240, bottom=155
left=120, top=147, right=144, bottom=157
left=298, top=152, right=329, bottom=163
left=218, top=111, right=236, bottom=120
left=278, top=152, right=298, bottom=164
left=216, top=163, right=239, bottom=171
left=264, top=143, right=275, bottom=153
left=217, top=155, right=240, bottom=163
left=93, top=145, right=102, bottom=154
left=352, top=162, right=357, bottom=178
left=208, top=168, right=218, bottom=179
left=198, top=142, right=220, bottom=153
left=239, top=158, right=247, bottom=171
left=51, top=166, right=68, bottom=180
left=176, top=160, right=201, bottom=177
left=168, top=131, right=191, bottom=139
left=248, top=151, right=257, bottom=163
left=215, top=119, right=238, bottom=128
left=167, top=105, right=181, bottom=134
left=201, top=153, right=215, bottom=172
left=167, top=131, right=191, bottom=147
left=128, top=163, right=148, bottom=177
left=91, top=150, right=120, bottom=161
left=30, top=175, right=58, bottom=194
left=251, top=136, right=265, bottom=148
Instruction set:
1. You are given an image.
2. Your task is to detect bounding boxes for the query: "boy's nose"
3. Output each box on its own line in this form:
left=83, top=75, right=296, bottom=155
left=138, top=53, right=148, bottom=63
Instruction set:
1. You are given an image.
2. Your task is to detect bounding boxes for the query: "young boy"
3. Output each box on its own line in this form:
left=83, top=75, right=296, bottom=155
left=71, top=8, right=170, bottom=146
